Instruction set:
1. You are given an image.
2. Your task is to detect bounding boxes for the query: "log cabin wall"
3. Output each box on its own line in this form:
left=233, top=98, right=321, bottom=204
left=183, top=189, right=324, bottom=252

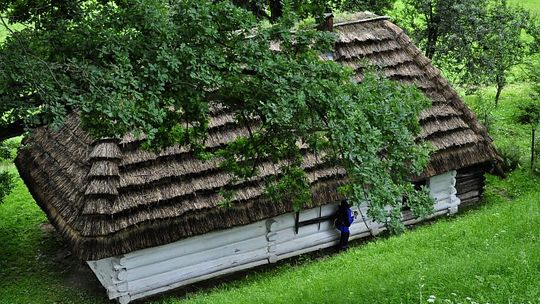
left=87, top=171, right=460, bottom=304
left=455, top=164, right=489, bottom=207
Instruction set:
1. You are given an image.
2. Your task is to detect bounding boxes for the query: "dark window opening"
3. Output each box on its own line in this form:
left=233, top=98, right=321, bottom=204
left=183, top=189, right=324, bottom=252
left=402, top=180, right=428, bottom=211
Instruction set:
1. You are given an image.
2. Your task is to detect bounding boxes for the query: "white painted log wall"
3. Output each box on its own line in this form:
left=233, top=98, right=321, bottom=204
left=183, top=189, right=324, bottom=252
left=88, top=170, right=460, bottom=303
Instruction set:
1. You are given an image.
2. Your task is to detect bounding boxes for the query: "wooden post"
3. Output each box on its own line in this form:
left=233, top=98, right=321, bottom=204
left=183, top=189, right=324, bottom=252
left=532, top=127, right=536, bottom=171
left=294, top=212, right=300, bottom=234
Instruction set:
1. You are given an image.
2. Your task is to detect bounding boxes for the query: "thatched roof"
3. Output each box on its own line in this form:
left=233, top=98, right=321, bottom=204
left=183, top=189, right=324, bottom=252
left=15, top=15, right=498, bottom=260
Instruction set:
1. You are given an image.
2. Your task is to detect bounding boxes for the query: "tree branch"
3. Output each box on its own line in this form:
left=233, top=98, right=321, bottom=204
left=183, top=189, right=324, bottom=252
left=0, top=120, right=26, bottom=141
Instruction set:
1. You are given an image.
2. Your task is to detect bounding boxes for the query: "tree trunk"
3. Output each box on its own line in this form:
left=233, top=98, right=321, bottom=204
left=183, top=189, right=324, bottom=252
left=424, top=2, right=438, bottom=59
left=269, top=0, right=283, bottom=22
left=425, top=28, right=437, bottom=59
left=494, top=73, right=506, bottom=107
left=532, top=127, right=536, bottom=172
left=0, top=120, right=26, bottom=142
left=495, top=80, right=504, bottom=107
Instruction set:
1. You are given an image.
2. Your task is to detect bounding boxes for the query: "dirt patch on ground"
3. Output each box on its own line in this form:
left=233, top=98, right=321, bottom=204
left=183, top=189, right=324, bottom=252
left=40, top=223, right=109, bottom=301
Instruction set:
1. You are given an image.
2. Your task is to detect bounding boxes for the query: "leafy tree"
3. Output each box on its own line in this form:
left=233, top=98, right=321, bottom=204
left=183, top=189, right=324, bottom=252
left=231, top=0, right=397, bottom=22
left=0, top=0, right=432, bottom=229
left=518, top=61, right=540, bottom=172
left=340, top=0, right=397, bottom=15
left=457, top=0, right=534, bottom=106
left=231, top=0, right=338, bottom=22
left=399, top=0, right=488, bottom=60
left=400, top=0, right=536, bottom=106
left=516, top=101, right=540, bottom=172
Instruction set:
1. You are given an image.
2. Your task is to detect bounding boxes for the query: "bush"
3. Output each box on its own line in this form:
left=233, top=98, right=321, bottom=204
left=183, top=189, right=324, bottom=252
left=0, top=137, right=21, bottom=161
left=0, top=170, right=14, bottom=204
left=497, top=145, right=522, bottom=173
left=0, top=139, right=18, bottom=203
left=534, top=141, right=540, bottom=175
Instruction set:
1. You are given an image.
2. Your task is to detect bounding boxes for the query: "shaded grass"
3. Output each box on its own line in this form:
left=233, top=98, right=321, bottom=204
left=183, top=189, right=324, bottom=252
left=0, top=166, right=107, bottom=304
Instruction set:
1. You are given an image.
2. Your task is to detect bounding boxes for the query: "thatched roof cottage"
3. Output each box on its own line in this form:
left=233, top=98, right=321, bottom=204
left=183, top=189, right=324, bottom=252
left=15, top=13, right=499, bottom=303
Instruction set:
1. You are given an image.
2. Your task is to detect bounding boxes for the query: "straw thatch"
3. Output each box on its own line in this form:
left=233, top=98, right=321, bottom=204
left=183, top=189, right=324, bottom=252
left=15, top=15, right=498, bottom=260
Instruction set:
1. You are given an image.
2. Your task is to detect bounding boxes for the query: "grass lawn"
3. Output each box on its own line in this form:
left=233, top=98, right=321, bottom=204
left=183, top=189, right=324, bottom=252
left=0, top=166, right=108, bottom=304
left=513, top=0, right=540, bottom=14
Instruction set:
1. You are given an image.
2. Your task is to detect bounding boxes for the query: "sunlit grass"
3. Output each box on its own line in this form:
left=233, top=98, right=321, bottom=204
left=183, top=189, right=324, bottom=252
left=512, top=0, right=540, bottom=14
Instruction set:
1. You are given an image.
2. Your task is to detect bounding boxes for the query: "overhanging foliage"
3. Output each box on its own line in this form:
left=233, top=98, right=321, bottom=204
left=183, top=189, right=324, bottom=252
left=0, top=0, right=432, bottom=230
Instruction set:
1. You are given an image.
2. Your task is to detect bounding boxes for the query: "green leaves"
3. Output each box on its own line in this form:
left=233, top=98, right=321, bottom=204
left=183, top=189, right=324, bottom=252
left=1, top=0, right=432, bottom=231
left=0, top=141, right=14, bottom=204
left=400, top=0, right=537, bottom=104
left=323, top=71, right=432, bottom=230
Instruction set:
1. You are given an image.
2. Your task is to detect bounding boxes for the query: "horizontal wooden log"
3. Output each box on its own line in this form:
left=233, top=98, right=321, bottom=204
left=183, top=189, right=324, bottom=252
left=274, top=231, right=340, bottom=256
left=87, top=258, right=125, bottom=299
left=402, top=209, right=449, bottom=226
left=298, top=207, right=322, bottom=221
left=457, top=169, right=484, bottom=177
left=275, top=229, right=375, bottom=262
left=456, top=177, right=484, bottom=187
left=297, top=214, right=335, bottom=228
left=129, top=259, right=269, bottom=302
left=456, top=167, right=487, bottom=179
left=456, top=183, right=483, bottom=194
left=118, top=221, right=266, bottom=269
left=128, top=247, right=269, bottom=294
left=456, top=178, right=484, bottom=186
left=456, top=171, right=484, bottom=178
left=429, top=171, right=456, bottom=191
left=127, top=235, right=268, bottom=281
left=457, top=190, right=480, bottom=201
left=459, top=197, right=481, bottom=206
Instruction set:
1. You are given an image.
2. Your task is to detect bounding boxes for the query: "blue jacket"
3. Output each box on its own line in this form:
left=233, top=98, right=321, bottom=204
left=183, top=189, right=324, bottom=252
left=336, top=207, right=354, bottom=233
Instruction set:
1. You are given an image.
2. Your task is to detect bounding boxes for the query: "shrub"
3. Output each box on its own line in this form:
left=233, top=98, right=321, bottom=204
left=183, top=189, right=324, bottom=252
left=497, top=145, right=522, bottom=173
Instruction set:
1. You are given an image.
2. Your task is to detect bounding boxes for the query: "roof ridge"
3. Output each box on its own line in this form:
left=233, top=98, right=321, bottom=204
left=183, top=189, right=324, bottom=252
left=333, top=15, right=391, bottom=28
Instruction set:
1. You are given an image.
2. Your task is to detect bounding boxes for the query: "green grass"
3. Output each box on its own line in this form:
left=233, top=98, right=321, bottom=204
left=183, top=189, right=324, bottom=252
left=464, top=83, right=534, bottom=161
left=512, top=0, right=540, bottom=14
left=0, top=167, right=108, bottom=304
